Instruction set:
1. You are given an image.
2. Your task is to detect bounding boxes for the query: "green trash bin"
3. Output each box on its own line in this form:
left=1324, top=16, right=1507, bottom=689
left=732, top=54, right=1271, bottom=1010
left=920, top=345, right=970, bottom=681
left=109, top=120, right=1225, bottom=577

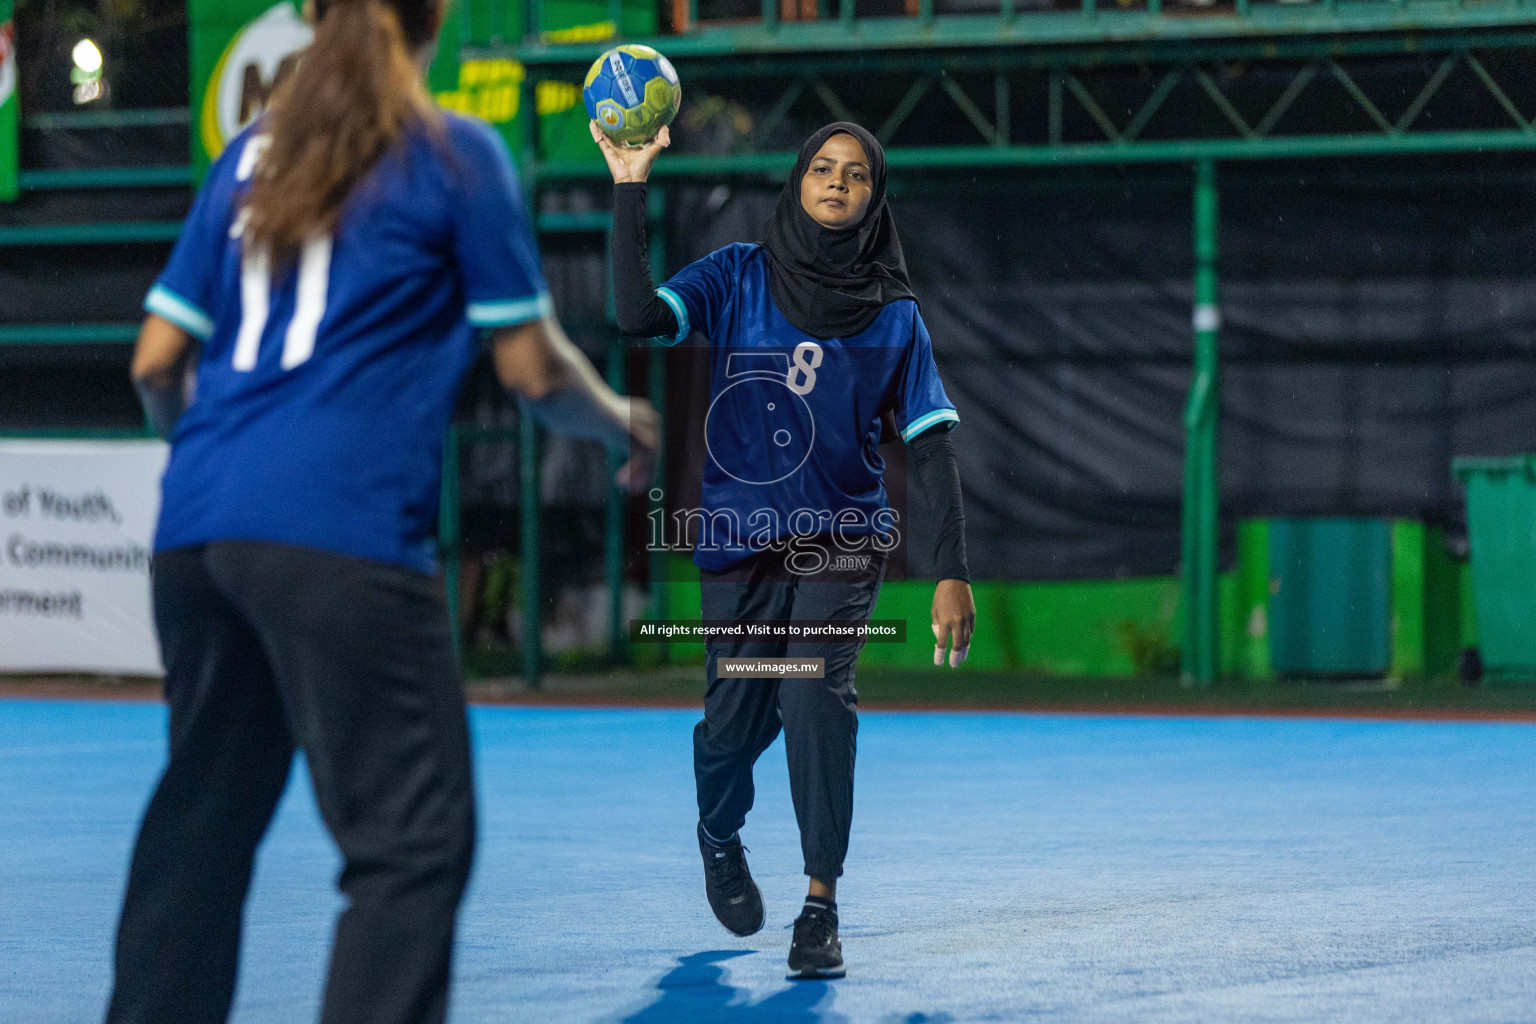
left=1453, top=455, right=1536, bottom=683
left=1268, top=517, right=1392, bottom=679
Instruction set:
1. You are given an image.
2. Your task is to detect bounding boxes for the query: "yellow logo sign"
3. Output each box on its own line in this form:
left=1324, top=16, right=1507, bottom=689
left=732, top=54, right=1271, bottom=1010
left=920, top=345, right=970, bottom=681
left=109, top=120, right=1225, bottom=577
left=435, top=60, right=582, bottom=125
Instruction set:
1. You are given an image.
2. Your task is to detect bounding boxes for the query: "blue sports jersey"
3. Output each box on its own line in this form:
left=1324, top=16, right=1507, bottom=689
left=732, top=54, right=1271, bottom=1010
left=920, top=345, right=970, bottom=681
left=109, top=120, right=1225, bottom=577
left=146, top=114, right=549, bottom=574
left=658, top=243, right=957, bottom=571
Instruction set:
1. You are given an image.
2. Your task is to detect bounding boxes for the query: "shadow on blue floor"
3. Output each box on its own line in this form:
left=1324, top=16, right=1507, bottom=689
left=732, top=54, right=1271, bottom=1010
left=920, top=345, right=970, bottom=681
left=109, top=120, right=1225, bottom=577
left=623, top=951, right=843, bottom=1024
left=621, top=950, right=957, bottom=1024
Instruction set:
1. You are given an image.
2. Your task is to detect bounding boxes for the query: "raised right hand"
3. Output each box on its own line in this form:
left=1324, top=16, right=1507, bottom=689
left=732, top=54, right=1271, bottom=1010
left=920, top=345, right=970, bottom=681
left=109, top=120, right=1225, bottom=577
left=590, top=121, right=671, bottom=184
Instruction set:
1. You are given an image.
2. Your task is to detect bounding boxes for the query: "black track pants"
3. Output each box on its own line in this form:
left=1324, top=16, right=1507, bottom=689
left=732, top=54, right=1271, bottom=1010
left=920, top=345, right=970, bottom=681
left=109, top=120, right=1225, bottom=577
left=694, top=547, right=885, bottom=881
left=105, top=541, right=475, bottom=1024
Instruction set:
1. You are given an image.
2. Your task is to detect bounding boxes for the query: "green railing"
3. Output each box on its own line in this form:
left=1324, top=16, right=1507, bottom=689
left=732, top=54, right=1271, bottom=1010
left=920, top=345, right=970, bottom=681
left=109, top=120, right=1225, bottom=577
left=0, top=221, right=183, bottom=245
left=0, top=427, right=155, bottom=440
left=18, top=167, right=194, bottom=191
left=21, top=107, right=190, bottom=131
left=475, top=0, right=1536, bottom=56
left=0, top=324, right=140, bottom=345
left=1, top=145, right=187, bottom=342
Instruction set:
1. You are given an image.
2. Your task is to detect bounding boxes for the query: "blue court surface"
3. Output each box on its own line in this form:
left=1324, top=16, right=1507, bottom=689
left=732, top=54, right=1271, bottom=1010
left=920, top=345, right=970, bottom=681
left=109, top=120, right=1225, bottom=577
left=4, top=699, right=1536, bottom=1023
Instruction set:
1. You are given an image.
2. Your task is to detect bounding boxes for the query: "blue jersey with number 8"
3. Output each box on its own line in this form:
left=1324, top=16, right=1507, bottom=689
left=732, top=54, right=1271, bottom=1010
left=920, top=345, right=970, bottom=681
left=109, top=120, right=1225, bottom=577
left=657, top=243, right=958, bottom=571
left=146, top=114, right=548, bottom=573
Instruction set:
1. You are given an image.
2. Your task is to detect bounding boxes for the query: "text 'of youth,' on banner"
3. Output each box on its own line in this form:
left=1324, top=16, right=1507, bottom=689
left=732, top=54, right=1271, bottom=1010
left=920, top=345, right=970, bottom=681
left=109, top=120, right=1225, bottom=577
left=0, top=441, right=169, bottom=675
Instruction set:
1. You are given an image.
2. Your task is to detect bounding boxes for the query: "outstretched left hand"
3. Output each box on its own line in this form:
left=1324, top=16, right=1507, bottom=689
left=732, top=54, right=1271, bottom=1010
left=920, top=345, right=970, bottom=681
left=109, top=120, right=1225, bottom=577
left=932, top=578, right=975, bottom=668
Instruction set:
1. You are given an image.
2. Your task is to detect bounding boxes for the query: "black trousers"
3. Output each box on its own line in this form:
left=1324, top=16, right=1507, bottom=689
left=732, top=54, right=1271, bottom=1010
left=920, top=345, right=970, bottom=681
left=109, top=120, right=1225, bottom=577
left=105, top=542, right=475, bottom=1024
left=694, top=546, right=885, bottom=881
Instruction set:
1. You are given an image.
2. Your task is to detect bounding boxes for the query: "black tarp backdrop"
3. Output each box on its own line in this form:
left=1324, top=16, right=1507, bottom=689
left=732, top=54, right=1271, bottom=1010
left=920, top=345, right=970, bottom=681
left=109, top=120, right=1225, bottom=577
left=660, top=163, right=1536, bottom=581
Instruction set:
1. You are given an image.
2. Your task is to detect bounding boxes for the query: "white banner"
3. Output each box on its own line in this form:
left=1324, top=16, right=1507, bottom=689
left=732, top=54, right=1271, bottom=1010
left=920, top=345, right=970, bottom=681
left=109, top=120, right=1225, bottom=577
left=0, top=440, right=169, bottom=675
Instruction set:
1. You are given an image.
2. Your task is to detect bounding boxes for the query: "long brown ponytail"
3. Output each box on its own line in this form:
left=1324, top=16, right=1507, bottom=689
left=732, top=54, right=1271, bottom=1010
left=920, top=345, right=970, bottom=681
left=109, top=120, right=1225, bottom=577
left=244, top=0, right=442, bottom=258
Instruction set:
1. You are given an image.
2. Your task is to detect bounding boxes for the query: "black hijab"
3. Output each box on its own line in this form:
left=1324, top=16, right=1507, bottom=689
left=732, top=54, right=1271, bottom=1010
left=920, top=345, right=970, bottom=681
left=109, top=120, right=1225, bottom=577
left=761, top=122, right=916, bottom=340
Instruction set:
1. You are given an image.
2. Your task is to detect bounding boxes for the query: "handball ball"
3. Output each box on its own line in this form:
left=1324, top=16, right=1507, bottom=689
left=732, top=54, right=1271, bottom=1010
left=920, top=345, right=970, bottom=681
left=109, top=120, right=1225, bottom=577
left=584, top=45, right=681, bottom=146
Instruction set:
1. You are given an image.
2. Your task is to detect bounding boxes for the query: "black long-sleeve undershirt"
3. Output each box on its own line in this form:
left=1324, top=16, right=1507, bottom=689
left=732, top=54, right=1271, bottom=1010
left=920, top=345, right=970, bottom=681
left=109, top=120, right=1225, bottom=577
left=612, top=182, right=679, bottom=338
left=908, top=423, right=970, bottom=583
left=609, top=181, right=969, bottom=582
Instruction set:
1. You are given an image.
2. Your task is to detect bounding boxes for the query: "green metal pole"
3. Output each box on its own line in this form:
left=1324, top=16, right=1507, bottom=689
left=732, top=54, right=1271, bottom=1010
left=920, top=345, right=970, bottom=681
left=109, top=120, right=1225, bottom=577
left=605, top=313, right=628, bottom=663
left=1197, top=162, right=1221, bottom=686
left=600, top=225, right=629, bottom=665
left=519, top=66, right=543, bottom=688
left=459, top=0, right=475, bottom=46
left=1182, top=158, right=1220, bottom=686
left=1179, top=397, right=1203, bottom=683
left=489, top=0, right=506, bottom=44
left=1047, top=72, right=1063, bottom=146
left=995, top=73, right=1010, bottom=145
left=440, top=426, right=463, bottom=663
left=521, top=407, right=543, bottom=686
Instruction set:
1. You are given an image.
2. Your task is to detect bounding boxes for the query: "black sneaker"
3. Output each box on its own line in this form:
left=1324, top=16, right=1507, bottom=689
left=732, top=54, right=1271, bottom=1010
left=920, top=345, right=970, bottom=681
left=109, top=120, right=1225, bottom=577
left=697, top=823, right=765, bottom=937
left=786, top=904, right=845, bottom=980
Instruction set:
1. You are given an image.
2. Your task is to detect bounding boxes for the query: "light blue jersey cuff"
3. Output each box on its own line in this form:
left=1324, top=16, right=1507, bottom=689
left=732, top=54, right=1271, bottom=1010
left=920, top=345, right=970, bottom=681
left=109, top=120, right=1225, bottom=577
left=467, top=292, right=555, bottom=328
left=145, top=285, right=215, bottom=341
left=900, top=408, right=960, bottom=443
left=655, top=287, right=689, bottom=346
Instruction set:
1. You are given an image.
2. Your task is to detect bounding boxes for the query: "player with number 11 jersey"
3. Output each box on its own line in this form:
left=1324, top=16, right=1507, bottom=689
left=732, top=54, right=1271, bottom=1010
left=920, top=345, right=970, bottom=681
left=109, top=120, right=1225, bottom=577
left=146, top=111, right=548, bottom=573
left=107, top=3, right=654, bottom=1023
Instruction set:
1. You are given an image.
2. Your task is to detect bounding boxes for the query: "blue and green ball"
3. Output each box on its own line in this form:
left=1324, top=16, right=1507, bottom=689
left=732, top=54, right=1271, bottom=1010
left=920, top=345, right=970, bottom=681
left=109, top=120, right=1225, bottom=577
left=584, top=45, right=681, bottom=147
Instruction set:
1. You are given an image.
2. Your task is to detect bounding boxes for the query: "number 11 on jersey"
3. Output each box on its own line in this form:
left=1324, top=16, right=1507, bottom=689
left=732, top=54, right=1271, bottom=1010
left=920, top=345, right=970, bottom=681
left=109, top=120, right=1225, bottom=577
left=231, top=233, right=333, bottom=372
